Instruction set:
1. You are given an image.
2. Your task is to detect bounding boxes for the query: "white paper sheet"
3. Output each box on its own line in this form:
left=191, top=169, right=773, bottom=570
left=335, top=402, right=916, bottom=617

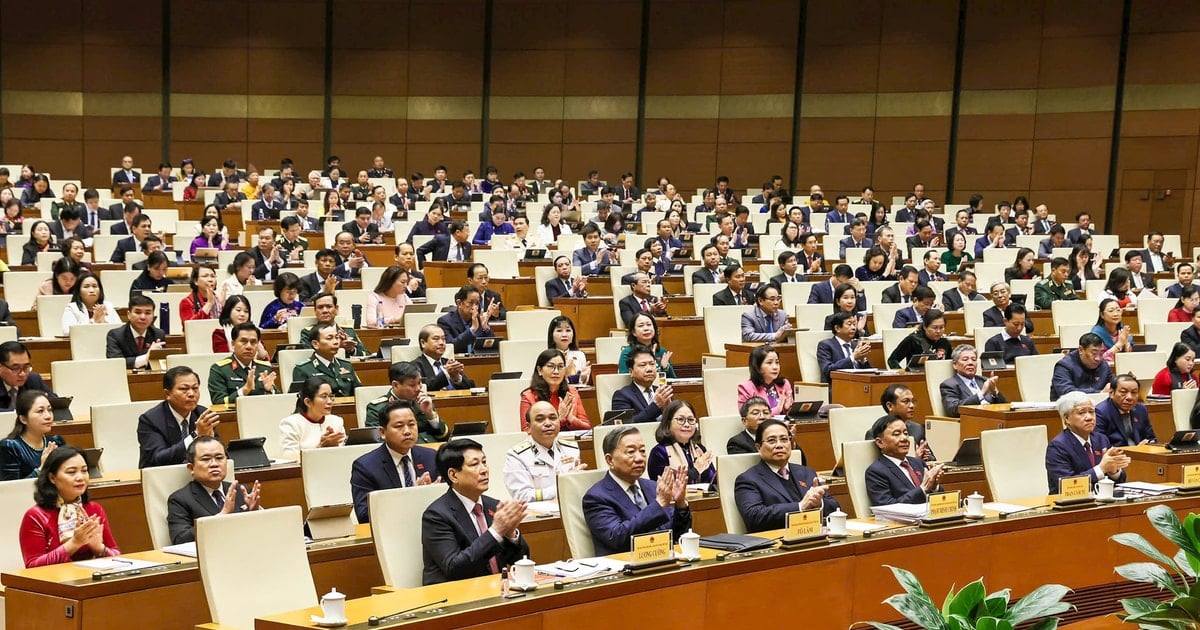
left=74, top=557, right=164, bottom=571
left=982, top=502, right=1034, bottom=513
left=162, top=542, right=198, bottom=558
left=536, top=557, right=626, bottom=578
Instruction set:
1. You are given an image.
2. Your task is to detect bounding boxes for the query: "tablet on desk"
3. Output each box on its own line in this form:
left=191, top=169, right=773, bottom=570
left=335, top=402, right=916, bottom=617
left=979, top=351, right=1006, bottom=371
left=227, top=437, right=271, bottom=470
left=50, top=396, right=74, bottom=422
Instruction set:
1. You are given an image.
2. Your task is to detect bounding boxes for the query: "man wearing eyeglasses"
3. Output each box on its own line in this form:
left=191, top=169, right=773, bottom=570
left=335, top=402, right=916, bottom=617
left=0, top=341, right=55, bottom=410
left=165, top=436, right=262, bottom=544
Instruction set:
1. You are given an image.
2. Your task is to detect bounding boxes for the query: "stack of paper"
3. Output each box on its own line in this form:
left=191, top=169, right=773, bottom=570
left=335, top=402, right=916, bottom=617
left=870, top=503, right=929, bottom=524
left=1010, top=401, right=1057, bottom=410
left=526, top=500, right=560, bottom=514
left=162, top=542, right=198, bottom=558
left=1118, top=482, right=1177, bottom=496
left=535, top=557, right=626, bottom=579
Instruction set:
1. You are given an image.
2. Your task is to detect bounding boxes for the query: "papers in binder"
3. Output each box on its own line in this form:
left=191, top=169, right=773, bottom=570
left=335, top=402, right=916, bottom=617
left=525, top=500, right=560, bottom=514
left=869, top=503, right=929, bottom=524
left=1118, top=482, right=1177, bottom=496
left=536, top=557, right=625, bottom=578
left=74, top=557, right=164, bottom=571
left=1009, top=401, right=1057, bottom=410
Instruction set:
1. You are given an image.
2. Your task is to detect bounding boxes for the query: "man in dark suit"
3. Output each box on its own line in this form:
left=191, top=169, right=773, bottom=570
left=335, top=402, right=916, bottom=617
left=415, top=324, right=475, bottom=391
left=207, top=160, right=243, bottom=188
left=545, top=255, right=588, bottom=302
left=611, top=346, right=673, bottom=424
left=166, top=436, right=260, bottom=543
left=865, top=415, right=944, bottom=507
left=0, top=341, right=50, bottom=409
left=808, top=265, right=864, bottom=311
left=918, top=252, right=948, bottom=286
left=712, top=264, right=755, bottom=306
left=770, top=251, right=807, bottom=287
left=940, top=270, right=985, bottom=312
left=727, top=397, right=771, bottom=455
left=137, top=366, right=222, bottom=468
left=893, top=285, right=935, bottom=328
left=141, top=162, right=177, bottom=193
left=1095, top=374, right=1157, bottom=447
left=1046, top=391, right=1129, bottom=493
left=862, top=384, right=934, bottom=460
left=984, top=303, right=1038, bottom=364
left=1124, top=250, right=1156, bottom=293
left=939, top=344, right=1009, bottom=417
left=466, top=263, right=507, bottom=321
left=839, top=219, right=873, bottom=259
left=1004, top=210, right=1034, bottom=245
left=817, top=312, right=873, bottom=383
left=943, top=210, right=977, bottom=249
left=1141, top=232, right=1173, bottom=274
left=690, top=244, right=724, bottom=285
left=618, top=272, right=667, bottom=326
left=734, top=419, right=839, bottom=533
left=880, top=266, right=920, bottom=304
left=249, top=184, right=284, bottom=221
left=583, top=425, right=692, bottom=556
left=342, top=206, right=383, bottom=244
left=350, top=403, right=439, bottom=523
left=437, top=286, right=495, bottom=354
left=1066, top=211, right=1095, bottom=245
left=107, top=295, right=166, bottom=370
left=298, top=249, right=342, bottom=303
left=421, top=439, right=529, bottom=585
left=1164, top=262, right=1194, bottom=299
left=1030, top=204, right=1054, bottom=235
left=417, top=221, right=472, bottom=266
left=905, top=221, right=941, bottom=253
left=741, top=284, right=791, bottom=342
left=49, top=207, right=90, bottom=243
left=111, top=213, right=152, bottom=263
left=212, top=181, right=246, bottom=212
left=112, top=156, right=139, bottom=185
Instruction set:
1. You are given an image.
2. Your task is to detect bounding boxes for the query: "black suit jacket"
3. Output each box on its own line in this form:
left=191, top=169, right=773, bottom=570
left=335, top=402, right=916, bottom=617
left=816, top=337, right=871, bottom=383
left=49, top=221, right=89, bottom=242
left=880, top=285, right=910, bottom=304
left=250, top=198, right=284, bottom=221
left=940, top=289, right=983, bottom=312
left=421, top=489, right=529, bottom=585
left=611, top=383, right=664, bottom=424
left=0, top=372, right=52, bottom=409
left=349, top=444, right=437, bottom=523
left=250, top=247, right=281, bottom=281
left=865, top=455, right=932, bottom=507
left=213, top=191, right=246, bottom=210
left=166, top=480, right=247, bottom=544
left=416, top=235, right=471, bottom=266
left=414, top=355, right=476, bottom=391
left=545, top=277, right=581, bottom=302
left=726, top=431, right=756, bottom=455
left=106, top=323, right=166, bottom=369
left=691, top=267, right=723, bottom=285
left=712, top=287, right=755, bottom=306
left=298, top=272, right=341, bottom=303
left=113, top=169, right=140, bottom=185
left=734, top=461, right=839, bottom=532
left=110, top=237, right=138, bottom=263
left=618, top=294, right=655, bottom=327
left=137, top=400, right=216, bottom=468
left=939, top=374, right=1008, bottom=417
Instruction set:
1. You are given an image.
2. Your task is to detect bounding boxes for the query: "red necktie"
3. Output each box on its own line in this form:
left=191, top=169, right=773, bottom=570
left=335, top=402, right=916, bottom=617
left=471, top=503, right=499, bottom=574
left=641, top=299, right=649, bottom=312
left=136, top=336, right=145, bottom=353
left=1085, top=441, right=1096, bottom=466
left=900, top=460, right=921, bottom=487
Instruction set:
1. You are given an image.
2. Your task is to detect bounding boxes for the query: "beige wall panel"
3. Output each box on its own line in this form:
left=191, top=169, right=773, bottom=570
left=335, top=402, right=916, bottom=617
left=644, top=119, right=718, bottom=144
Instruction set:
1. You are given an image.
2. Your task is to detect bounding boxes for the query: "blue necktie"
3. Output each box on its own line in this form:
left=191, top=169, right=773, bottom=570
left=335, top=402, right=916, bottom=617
left=400, top=455, right=414, bottom=487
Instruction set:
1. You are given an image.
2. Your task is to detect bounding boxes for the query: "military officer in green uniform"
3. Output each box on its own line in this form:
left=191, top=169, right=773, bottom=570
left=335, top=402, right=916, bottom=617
left=298, top=292, right=369, bottom=357
left=292, top=322, right=361, bottom=398
left=208, top=322, right=278, bottom=405
left=1034, top=256, right=1080, bottom=310
left=364, top=361, right=449, bottom=443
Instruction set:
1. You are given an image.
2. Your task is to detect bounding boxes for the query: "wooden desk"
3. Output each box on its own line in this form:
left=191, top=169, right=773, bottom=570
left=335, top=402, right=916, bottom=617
left=254, top=493, right=1200, bottom=630
left=488, top=278, right=536, bottom=311
left=726, top=343, right=800, bottom=383
left=830, top=371, right=934, bottom=420
left=1124, top=444, right=1200, bottom=483
left=421, top=262, right=473, bottom=293
left=550, top=297, right=621, bottom=344
left=655, top=317, right=707, bottom=365
left=957, top=404, right=1061, bottom=442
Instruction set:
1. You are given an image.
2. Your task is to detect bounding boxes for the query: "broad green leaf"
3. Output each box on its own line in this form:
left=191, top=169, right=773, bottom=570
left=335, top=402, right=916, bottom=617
left=948, top=580, right=986, bottom=619
left=1024, top=619, right=1056, bottom=630
left=886, top=565, right=930, bottom=599
left=1149, top=505, right=1193, bottom=554
left=849, top=623, right=905, bottom=630
left=1186, top=512, right=1200, bottom=553
left=1112, top=532, right=1180, bottom=572
left=975, top=617, right=997, bottom=630
left=1169, top=595, right=1200, bottom=619
left=983, top=590, right=1010, bottom=618
left=942, top=584, right=957, bottom=617
left=883, top=593, right=947, bottom=630
left=944, top=614, right=967, bottom=630
left=1116, top=562, right=1187, bottom=595
left=1006, top=584, right=1072, bottom=625
left=1126, top=606, right=1200, bottom=622
left=1175, top=549, right=1198, bottom=579
left=1123, top=597, right=1167, bottom=617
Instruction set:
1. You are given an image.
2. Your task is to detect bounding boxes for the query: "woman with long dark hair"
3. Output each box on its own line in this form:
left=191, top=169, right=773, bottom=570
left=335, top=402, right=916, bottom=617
left=735, top=344, right=793, bottom=416
left=518, top=349, right=590, bottom=430
left=1152, top=343, right=1197, bottom=397
left=0, top=391, right=64, bottom=480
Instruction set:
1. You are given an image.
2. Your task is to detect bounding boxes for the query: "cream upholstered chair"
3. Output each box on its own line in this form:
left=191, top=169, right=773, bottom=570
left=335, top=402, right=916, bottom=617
left=843, top=440, right=881, bottom=518
left=1116, top=351, right=1169, bottom=397
left=285, top=316, right=318, bottom=345
left=370, top=484, right=447, bottom=588
left=67, top=323, right=122, bottom=360
left=595, top=373, right=632, bottom=418
left=703, top=367, right=747, bottom=418
left=881, top=328, right=913, bottom=367
left=872, top=302, right=906, bottom=332
left=301, top=443, right=377, bottom=521
left=276, top=348, right=314, bottom=393
left=0, top=478, right=35, bottom=570
left=37, top=294, right=73, bottom=338
left=591, top=422, right=658, bottom=474
left=1014, top=354, right=1063, bottom=401
left=499, top=339, right=546, bottom=379
left=185, top=318, right=223, bottom=354
left=101, top=269, right=142, bottom=309
left=534, top=265, right=556, bottom=308
left=403, top=312, right=442, bottom=341
left=91, top=400, right=160, bottom=472
left=1144, top=322, right=1190, bottom=354
left=779, top=281, right=813, bottom=307
left=54, top=358, right=130, bottom=417
left=828, top=405, right=882, bottom=465
left=963, top=299, right=992, bottom=335
left=794, top=303, right=831, bottom=333
left=8, top=271, right=52, bottom=312
left=716, top=453, right=761, bottom=534
left=1172, top=388, right=1198, bottom=431
left=1051, top=299, right=1098, bottom=330
left=165, top=353, right=226, bottom=408
left=700, top=415, right=744, bottom=458
left=924, top=419, right=962, bottom=466
left=354, top=385, right=391, bottom=428
left=596, top=336, right=625, bottom=366
left=236, top=393, right=295, bottom=460
left=973, top=326, right=1004, bottom=352
left=505, top=310, right=561, bottom=341
left=691, top=283, right=726, bottom=315
left=449, top=432, right=526, bottom=502
left=197, top=506, right=317, bottom=630
left=703, top=305, right=751, bottom=354
left=557, top=469, right=605, bottom=559
left=923, top=359, right=955, bottom=417
left=795, top=330, right=832, bottom=383
left=981, top=426, right=1049, bottom=501
left=142, top=461, right=235, bottom=549
left=1057, top=323, right=1093, bottom=350
left=488, top=378, right=526, bottom=434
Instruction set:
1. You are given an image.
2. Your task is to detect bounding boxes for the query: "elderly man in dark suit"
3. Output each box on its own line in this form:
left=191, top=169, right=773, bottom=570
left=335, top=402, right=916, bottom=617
left=416, top=221, right=472, bottom=265
left=734, top=419, right=839, bottom=533
left=137, top=366, right=222, bottom=468
left=862, top=384, right=934, bottom=460
left=1046, top=391, right=1129, bottom=493
left=436, top=286, right=495, bottom=354
left=940, top=270, right=985, bottom=312
left=545, top=255, right=588, bottom=302
left=938, top=344, right=1008, bottom=418
left=166, top=436, right=260, bottom=544
left=420, top=439, right=529, bottom=585
left=741, top=284, right=791, bottom=343
left=865, top=415, right=945, bottom=507
left=350, top=403, right=438, bottom=524
left=414, top=324, right=475, bottom=391
left=583, top=425, right=692, bottom=556
left=1094, top=374, right=1157, bottom=448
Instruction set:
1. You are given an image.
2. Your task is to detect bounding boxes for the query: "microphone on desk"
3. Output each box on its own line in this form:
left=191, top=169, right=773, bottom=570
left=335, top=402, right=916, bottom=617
left=368, top=598, right=448, bottom=626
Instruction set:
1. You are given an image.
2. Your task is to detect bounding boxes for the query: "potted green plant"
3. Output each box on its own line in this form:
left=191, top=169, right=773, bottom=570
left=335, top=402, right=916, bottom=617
left=854, top=565, right=1072, bottom=630
left=1112, top=503, right=1200, bottom=628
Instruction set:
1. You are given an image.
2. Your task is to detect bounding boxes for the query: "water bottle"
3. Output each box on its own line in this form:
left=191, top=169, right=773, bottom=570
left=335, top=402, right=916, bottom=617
left=159, top=302, right=171, bottom=335
left=351, top=304, right=362, bottom=329
left=376, top=301, right=386, bottom=329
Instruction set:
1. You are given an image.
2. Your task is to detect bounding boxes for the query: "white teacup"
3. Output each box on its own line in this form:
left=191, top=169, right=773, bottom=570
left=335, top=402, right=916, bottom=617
left=961, top=492, right=985, bottom=516
left=680, top=529, right=701, bottom=558
left=827, top=509, right=848, bottom=536
left=1094, top=478, right=1115, bottom=500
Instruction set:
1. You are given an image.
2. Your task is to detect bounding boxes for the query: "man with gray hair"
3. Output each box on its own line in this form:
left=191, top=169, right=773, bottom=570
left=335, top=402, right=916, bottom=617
left=938, top=344, right=1007, bottom=417
left=582, top=425, right=692, bottom=556
left=1045, top=390, right=1129, bottom=493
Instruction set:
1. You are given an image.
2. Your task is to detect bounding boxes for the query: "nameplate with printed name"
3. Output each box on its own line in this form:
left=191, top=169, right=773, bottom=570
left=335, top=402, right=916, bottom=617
left=927, top=490, right=961, bottom=520
left=1183, top=464, right=1200, bottom=488
left=630, top=531, right=673, bottom=564
left=785, top=509, right=822, bottom=540
left=1059, top=475, right=1090, bottom=500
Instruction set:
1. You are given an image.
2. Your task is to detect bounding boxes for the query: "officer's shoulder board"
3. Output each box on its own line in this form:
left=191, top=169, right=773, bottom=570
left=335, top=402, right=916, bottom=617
left=215, top=358, right=233, bottom=367
left=253, top=359, right=272, bottom=368
left=555, top=438, right=579, bottom=451
left=368, top=395, right=389, bottom=405
left=513, top=440, right=535, bottom=455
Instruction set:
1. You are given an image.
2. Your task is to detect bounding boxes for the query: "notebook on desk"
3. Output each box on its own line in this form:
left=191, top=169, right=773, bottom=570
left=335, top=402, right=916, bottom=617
left=80, top=447, right=104, bottom=478
left=979, top=351, right=1006, bottom=371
